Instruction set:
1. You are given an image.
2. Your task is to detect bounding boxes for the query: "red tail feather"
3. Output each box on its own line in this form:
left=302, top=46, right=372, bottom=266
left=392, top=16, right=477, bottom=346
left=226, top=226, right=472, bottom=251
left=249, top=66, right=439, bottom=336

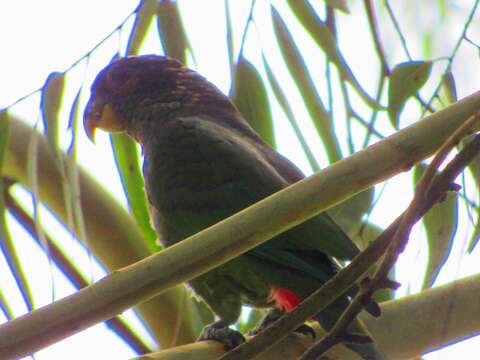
left=269, top=287, right=302, bottom=312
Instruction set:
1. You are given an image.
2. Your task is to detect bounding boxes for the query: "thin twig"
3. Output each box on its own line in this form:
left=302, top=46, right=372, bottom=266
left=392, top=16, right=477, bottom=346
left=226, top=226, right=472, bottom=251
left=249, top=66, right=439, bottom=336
left=2, top=7, right=138, bottom=111
left=423, top=0, right=480, bottom=115
left=300, top=113, right=480, bottom=359
left=228, top=0, right=257, bottom=94
left=384, top=0, right=435, bottom=114
left=364, top=0, right=390, bottom=76
left=362, top=0, right=389, bottom=148
left=237, top=0, right=257, bottom=61
left=384, top=0, right=411, bottom=60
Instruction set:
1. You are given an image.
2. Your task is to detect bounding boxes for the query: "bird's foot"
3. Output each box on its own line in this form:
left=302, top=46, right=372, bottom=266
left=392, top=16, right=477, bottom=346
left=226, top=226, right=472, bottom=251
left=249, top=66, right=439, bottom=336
left=197, top=320, right=245, bottom=351
left=294, top=323, right=316, bottom=339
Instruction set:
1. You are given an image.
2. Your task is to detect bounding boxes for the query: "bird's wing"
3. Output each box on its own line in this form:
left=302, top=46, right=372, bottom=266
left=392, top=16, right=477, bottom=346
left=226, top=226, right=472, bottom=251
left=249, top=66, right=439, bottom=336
left=259, top=144, right=360, bottom=260
left=145, top=116, right=358, bottom=277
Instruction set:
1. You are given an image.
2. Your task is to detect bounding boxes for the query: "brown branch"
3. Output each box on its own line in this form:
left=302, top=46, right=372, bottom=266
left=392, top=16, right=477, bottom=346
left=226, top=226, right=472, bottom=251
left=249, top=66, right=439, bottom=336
left=221, top=113, right=480, bottom=360
left=300, top=114, right=480, bottom=359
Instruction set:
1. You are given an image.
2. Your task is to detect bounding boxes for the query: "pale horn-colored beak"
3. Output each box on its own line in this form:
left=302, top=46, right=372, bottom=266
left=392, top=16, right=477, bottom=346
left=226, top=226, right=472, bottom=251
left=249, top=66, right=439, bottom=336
left=83, top=101, right=123, bottom=142
left=83, top=99, right=101, bottom=142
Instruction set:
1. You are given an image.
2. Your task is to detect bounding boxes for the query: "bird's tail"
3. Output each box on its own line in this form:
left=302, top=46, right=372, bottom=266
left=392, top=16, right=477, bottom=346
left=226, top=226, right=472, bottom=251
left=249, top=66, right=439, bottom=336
left=315, top=297, right=386, bottom=360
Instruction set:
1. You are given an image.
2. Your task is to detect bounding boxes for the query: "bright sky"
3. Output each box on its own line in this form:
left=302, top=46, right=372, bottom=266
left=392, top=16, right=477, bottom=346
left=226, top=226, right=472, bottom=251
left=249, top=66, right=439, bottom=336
left=1, top=1, right=480, bottom=359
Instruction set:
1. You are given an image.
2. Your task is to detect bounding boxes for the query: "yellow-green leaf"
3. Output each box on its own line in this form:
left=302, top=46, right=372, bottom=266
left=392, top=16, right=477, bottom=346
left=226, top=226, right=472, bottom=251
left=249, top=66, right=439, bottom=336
left=111, top=133, right=158, bottom=252
left=0, top=112, right=34, bottom=310
left=440, top=71, right=457, bottom=105
left=469, top=207, right=480, bottom=253
left=287, top=1, right=341, bottom=64
left=414, top=164, right=458, bottom=289
left=388, top=61, right=432, bottom=128
left=0, top=111, right=10, bottom=171
left=287, top=1, right=379, bottom=109
left=329, top=188, right=374, bottom=235
left=188, top=296, right=214, bottom=335
left=0, top=289, right=13, bottom=320
left=127, top=0, right=157, bottom=56
left=156, top=0, right=189, bottom=63
left=262, top=55, right=320, bottom=171
left=326, top=0, right=350, bottom=13
left=232, top=57, right=275, bottom=148
left=272, top=7, right=342, bottom=163
left=464, top=136, right=480, bottom=252
left=41, top=72, right=65, bottom=147
left=225, top=0, right=235, bottom=72
left=67, top=88, right=82, bottom=157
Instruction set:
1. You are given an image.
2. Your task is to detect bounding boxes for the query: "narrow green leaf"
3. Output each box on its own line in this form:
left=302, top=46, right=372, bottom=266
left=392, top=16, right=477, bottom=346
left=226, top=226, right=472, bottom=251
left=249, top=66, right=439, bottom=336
left=232, top=57, right=275, bottom=148
left=271, top=7, right=342, bottom=163
left=262, top=55, right=320, bottom=171
left=127, top=0, right=157, bottom=56
left=0, top=111, right=10, bottom=171
left=287, top=1, right=341, bottom=64
left=329, top=188, right=374, bottom=234
left=0, top=288, right=13, bottom=320
left=188, top=296, right=214, bottom=335
left=0, top=113, right=34, bottom=310
left=440, top=71, right=457, bottom=105
left=67, top=88, right=82, bottom=157
left=326, top=0, right=350, bottom=13
left=469, top=207, right=480, bottom=253
left=414, top=164, right=458, bottom=289
left=225, top=0, right=235, bottom=72
left=388, top=61, right=432, bottom=128
left=156, top=0, right=189, bottom=63
left=65, top=89, right=90, bottom=245
left=464, top=135, right=480, bottom=252
left=41, top=72, right=65, bottom=148
left=422, top=32, right=433, bottom=58
left=287, top=1, right=379, bottom=109
left=110, top=133, right=158, bottom=252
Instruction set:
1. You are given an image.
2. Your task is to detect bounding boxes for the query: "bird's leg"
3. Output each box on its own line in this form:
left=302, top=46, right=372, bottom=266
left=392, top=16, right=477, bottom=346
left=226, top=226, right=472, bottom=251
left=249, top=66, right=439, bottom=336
left=197, top=319, right=245, bottom=350
left=248, top=308, right=283, bottom=335
left=248, top=308, right=316, bottom=339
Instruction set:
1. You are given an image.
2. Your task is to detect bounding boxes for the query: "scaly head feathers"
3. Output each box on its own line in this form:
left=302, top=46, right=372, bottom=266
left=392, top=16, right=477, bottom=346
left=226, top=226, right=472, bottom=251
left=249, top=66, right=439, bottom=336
left=84, top=55, right=237, bottom=142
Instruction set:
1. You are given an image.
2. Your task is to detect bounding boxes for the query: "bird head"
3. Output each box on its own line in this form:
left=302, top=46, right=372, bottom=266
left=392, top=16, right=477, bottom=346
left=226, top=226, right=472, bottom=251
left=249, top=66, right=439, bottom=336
left=84, top=55, right=237, bottom=142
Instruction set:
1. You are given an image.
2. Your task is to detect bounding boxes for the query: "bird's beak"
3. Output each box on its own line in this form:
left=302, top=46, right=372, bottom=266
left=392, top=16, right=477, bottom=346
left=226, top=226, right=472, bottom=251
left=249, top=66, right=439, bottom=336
left=84, top=117, right=97, bottom=143
left=84, top=100, right=123, bottom=142
left=84, top=99, right=101, bottom=142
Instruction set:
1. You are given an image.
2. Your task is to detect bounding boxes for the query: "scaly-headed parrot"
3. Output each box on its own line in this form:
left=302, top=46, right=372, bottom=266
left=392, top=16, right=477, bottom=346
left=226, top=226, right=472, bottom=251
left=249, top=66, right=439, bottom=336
left=84, top=55, right=384, bottom=359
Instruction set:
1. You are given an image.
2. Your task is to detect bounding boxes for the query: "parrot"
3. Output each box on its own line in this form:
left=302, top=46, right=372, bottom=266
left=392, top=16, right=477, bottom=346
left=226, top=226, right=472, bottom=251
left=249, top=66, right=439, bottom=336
left=84, top=55, right=384, bottom=359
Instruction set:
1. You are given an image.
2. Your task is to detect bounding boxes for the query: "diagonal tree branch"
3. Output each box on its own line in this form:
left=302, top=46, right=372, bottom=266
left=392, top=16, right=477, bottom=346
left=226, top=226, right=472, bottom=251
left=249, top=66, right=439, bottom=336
left=0, top=90, right=479, bottom=359
left=299, top=116, right=480, bottom=359
left=134, top=271, right=480, bottom=359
